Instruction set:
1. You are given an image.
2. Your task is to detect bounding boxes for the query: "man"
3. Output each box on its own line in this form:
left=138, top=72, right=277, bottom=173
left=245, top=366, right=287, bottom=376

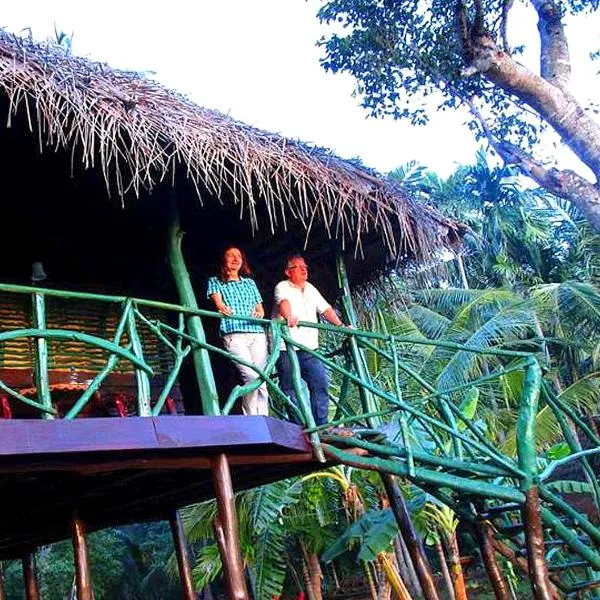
left=273, top=255, right=345, bottom=425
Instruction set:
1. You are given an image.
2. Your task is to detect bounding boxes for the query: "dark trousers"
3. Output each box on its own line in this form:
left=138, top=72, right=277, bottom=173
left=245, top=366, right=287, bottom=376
left=276, top=350, right=330, bottom=426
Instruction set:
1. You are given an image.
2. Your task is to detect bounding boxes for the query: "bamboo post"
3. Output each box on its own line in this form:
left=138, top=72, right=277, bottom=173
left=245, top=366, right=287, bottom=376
left=517, top=359, right=553, bottom=600
left=71, top=514, right=93, bottom=600
left=211, top=454, right=249, bottom=600
left=336, top=251, right=439, bottom=600
left=167, top=197, right=219, bottom=416
left=126, top=309, right=152, bottom=416
left=32, top=292, right=53, bottom=419
left=335, top=250, right=380, bottom=427
left=22, top=551, right=40, bottom=600
left=169, top=510, right=196, bottom=600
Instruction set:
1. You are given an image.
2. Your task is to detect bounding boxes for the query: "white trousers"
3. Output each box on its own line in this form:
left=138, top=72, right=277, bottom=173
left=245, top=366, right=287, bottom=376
left=222, top=332, right=269, bottom=416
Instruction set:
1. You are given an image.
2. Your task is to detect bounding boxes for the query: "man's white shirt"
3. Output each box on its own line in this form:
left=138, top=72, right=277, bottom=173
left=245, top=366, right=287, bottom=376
left=273, top=280, right=331, bottom=350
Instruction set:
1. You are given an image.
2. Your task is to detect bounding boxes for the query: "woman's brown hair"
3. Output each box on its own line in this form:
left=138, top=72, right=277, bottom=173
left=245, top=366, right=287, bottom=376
left=219, top=246, right=253, bottom=281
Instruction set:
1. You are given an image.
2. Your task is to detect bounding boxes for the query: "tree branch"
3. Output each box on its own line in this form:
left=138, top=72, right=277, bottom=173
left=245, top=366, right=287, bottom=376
left=500, top=0, right=515, bottom=53
left=462, top=33, right=600, bottom=181
left=465, top=97, right=600, bottom=232
left=530, top=0, right=571, bottom=89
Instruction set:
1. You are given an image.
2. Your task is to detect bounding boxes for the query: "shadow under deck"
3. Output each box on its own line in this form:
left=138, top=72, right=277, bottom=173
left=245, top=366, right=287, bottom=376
left=0, top=416, right=317, bottom=558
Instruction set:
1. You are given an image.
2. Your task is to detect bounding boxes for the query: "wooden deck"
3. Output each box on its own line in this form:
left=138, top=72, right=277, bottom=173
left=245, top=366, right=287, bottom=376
left=0, top=416, right=317, bottom=558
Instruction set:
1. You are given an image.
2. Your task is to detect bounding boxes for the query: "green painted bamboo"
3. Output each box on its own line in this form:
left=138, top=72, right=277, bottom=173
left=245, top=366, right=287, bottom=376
left=65, top=301, right=133, bottom=419
left=0, top=380, right=57, bottom=415
left=285, top=339, right=325, bottom=462
left=31, top=293, right=52, bottom=419
left=320, top=434, right=513, bottom=478
left=0, top=329, right=152, bottom=373
left=539, top=487, right=600, bottom=547
left=156, top=320, right=299, bottom=419
left=322, top=443, right=525, bottom=503
left=540, top=507, right=600, bottom=570
left=389, top=339, right=415, bottom=476
left=286, top=335, right=523, bottom=474
left=221, top=323, right=282, bottom=414
left=167, top=202, right=219, bottom=416
left=152, top=314, right=191, bottom=416
left=335, top=251, right=380, bottom=428
left=127, top=309, right=152, bottom=416
left=544, top=392, right=600, bottom=517
left=516, top=359, right=542, bottom=489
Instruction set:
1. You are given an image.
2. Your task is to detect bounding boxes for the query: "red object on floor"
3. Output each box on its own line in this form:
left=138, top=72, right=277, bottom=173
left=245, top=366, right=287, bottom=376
left=298, top=593, right=306, bottom=600
left=0, top=396, right=11, bottom=419
left=166, top=396, right=177, bottom=415
left=114, top=394, right=127, bottom=417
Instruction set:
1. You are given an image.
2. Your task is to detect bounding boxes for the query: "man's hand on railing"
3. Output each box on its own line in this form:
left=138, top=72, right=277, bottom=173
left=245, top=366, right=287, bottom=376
left=286, top=315, right=300, bottom=328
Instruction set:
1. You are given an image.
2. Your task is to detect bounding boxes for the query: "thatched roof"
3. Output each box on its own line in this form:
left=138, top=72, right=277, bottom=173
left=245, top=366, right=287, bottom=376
left=0, top=30, right=461, bottom=263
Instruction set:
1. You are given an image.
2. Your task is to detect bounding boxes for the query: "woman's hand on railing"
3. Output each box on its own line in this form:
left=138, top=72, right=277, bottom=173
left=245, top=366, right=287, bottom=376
left=215, top=302, right=233, bottom=316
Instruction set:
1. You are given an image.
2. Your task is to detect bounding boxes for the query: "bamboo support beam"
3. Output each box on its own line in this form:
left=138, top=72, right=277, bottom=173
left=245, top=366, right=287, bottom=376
left=32, top=293, right=52, bottom=419
left=169, top=510, right=196, bottom=600
left=335, top=251, right=380, bottom=428
left=167, top=198, right=219, bottom=416
left=211, top=454, right=249, bottom=600
left=127, top=309, right=152, bottom=416
left=71, top=514, right=93, bottom=600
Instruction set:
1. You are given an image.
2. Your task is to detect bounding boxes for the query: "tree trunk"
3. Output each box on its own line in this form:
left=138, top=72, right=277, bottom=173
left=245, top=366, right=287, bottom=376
left=381, top=474, right=441, bottom=600
left=364, top=561, right=379, bottom=600
left=474, top=521, right=510, bottom=600
left=443, top=532, right=468, bottom=600
left=434, top=538, right=455, bottom=600
left=394, top=535, right=421, bottom=598
left=307, top=551, right=323, bottom=600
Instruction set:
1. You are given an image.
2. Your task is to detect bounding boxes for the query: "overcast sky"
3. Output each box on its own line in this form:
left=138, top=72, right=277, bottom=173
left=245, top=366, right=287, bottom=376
left=2, top=1, right=598, bottom=177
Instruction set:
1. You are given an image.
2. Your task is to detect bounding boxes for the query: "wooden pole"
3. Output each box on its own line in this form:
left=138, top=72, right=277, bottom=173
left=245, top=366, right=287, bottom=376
left=71, top=514, right=94, bottom=600
left=211, top=453, right=249, bottom=600
left=169, top=510, right=197, bottom=600
left=521, top=487, right=553, bottom=600
left=22, top=551, right=40, bottom=600
left=474, top=521, right=510, bottom=600
left=0, top=561, right=6, bottom=600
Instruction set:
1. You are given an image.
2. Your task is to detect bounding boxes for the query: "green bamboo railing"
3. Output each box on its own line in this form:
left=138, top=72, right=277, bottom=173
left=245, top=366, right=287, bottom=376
left=0, top=283, right=599, bottom=595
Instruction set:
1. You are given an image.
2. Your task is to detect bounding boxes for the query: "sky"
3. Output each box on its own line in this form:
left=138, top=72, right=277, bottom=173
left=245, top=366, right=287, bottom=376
left=1, top=1, right=598, bottom=178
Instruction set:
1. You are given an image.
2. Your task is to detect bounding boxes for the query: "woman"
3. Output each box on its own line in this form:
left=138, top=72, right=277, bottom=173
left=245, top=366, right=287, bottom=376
left=207, top=247, right=269, bottom=416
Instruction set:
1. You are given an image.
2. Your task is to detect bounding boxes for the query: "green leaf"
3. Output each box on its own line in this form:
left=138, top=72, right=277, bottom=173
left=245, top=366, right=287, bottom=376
left=321, top=509, right=398, bottom=563
left=546, top=480, right=593, bottom=494
left=457, top=387, right=479, bottom=431
left=546, top=442, right=571, bottom=460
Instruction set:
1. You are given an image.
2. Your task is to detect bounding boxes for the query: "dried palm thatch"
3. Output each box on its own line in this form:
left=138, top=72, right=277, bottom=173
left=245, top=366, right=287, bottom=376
left=0, top=30, right=462, bottom=261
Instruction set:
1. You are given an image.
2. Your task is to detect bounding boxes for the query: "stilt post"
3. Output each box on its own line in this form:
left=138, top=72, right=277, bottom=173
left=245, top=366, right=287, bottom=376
left=517, top=359, right=553, bottom=600
left=169, top=510, right=197, bottom=600
left=211, top=453, right=249, bottom=600
left=168, top=195, right=219, bottom=416
left=22, top=551, right=40, bottom=600
left=71, top=513, right=94, bottom=600
left=0, top=561, right=5, bottom=600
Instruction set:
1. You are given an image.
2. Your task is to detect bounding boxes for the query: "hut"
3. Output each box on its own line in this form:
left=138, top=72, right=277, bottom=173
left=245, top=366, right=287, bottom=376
left=0, top=30, right=462, bottom=599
